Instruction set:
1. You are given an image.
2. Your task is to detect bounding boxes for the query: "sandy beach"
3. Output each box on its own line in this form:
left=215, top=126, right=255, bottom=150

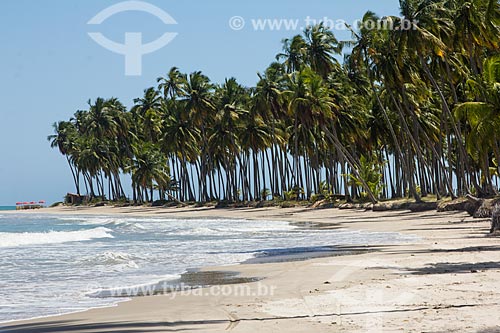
left=1, top=206, right=499, bottom=332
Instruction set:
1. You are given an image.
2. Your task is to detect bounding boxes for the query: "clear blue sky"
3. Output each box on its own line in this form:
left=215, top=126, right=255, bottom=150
left=0, top=0, right=399, bottom=205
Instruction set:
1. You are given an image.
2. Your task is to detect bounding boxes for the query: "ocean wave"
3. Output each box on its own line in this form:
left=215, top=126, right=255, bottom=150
left=86, top=274, right=181, bottom=298
left=105, top=220, right=146, bottom=231
left=179, top=220, right=295, bottom=236
left=180, top=227, right=236, bottom=236
left=58, top=217, right=116, bottom=225
left=57, top=216, right=147, bottom=232
left=0, top=227, right=114, bottom=248
left=80, top=251, right=141, bottom=270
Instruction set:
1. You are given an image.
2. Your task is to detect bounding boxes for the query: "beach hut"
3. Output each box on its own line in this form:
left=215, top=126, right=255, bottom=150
left=65, top=193, right=84, bottom=205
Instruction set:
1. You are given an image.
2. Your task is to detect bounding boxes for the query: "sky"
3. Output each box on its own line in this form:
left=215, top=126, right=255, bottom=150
left=0, top=0, right=400, bottom=205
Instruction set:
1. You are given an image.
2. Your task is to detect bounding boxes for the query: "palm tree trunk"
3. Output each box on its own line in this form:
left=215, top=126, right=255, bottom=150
left=66, top=156, right=80, bottom=195
left=322, top=124, right=378, bottom=203
left=419, top=54, right=478, bottom=195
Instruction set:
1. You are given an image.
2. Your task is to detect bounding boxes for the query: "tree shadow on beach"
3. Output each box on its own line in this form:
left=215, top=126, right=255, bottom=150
left=0, top=319, right=221, bottom=332
left=394, top=245, right=500, bottom=255
left=402, top=261, right=500, bottom=275
left=2, top=303, right=494, bottom=333
left=477, top=328, right=500, bottom=333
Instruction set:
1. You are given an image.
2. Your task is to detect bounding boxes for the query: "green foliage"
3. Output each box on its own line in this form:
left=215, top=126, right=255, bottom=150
left=49, top=1, right=500, bottom=204
left=260, top=188, right=271, bottom=201
left=348, top=155, right=385, bottom=200
left=284, top=186, right=305, bottom=201
left=311, top=181, right=339, bottom=203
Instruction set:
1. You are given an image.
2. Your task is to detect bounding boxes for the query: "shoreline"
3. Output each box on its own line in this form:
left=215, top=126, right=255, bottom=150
left=1, top=206, right=499, bottom=332
left=0, top=207, right=394, bottom=321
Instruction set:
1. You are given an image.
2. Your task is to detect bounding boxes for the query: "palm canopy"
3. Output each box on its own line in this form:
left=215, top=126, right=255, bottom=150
left=49, top=0, right=500, bottom=204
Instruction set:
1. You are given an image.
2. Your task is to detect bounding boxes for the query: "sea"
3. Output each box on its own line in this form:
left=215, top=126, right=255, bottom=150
left=0, top=213, right=418, bottom=323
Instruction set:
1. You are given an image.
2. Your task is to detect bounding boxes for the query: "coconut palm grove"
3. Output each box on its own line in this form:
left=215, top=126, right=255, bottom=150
left=49, top=0, right=500, bottom=205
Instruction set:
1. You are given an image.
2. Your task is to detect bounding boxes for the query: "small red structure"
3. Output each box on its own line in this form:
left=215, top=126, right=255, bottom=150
left=16, top=200, right=46, bottom=210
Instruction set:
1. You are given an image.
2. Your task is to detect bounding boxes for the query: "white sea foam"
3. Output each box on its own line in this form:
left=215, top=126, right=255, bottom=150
left=80, top=251, right=141, bottom=271
left=57, top=216, right=148, bottom=232
left=0, top=214, right=420, bottom=323
left=86, top=274, right=182, bottom=298
left=0, top=227, right=114, bottom=248
left=59, top=217, right=117, bottom=225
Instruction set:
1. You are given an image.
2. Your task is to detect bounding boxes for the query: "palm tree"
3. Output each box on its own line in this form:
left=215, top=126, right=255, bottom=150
left=157, top=67, right=186, bottom=100
left=277, top=35, right=307, bottom=73
left=181, top=71, right=216, bottom=202
left=447, top=0, right=499, bottom=74
left=130, top=142, right=170, bottom=203
left=49, top=7, right=500, bottom=206
left=455, top=55, right=500, bottom=194
left=162, top=99, right=200, bottom=201
left=396, top=0, right=480, bottom=195
left=210, top=78, right=251, bottom=201
left=303, top=23, right=343, bottom=78
left=132, top=87, right=163, bottom=143
left=48, top=121, right=80, bottom=195
left=253, top=63, right=287, bottom=196
left=238, top=113, right=273, bottom=201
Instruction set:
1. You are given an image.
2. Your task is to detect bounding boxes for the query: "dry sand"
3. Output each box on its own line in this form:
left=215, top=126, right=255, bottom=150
left=1, top=205, right=499, bottom=332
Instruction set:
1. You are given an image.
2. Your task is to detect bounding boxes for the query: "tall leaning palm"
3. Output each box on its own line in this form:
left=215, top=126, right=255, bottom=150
left=455, top=55, right=500, bottom=194
left=396, top=0, right=479, bottom=195
left=447, top=0, right=499, bottom=74
left=181, top=71, right=216, bottom=202
left=48, top=121, right=80, bottom=195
